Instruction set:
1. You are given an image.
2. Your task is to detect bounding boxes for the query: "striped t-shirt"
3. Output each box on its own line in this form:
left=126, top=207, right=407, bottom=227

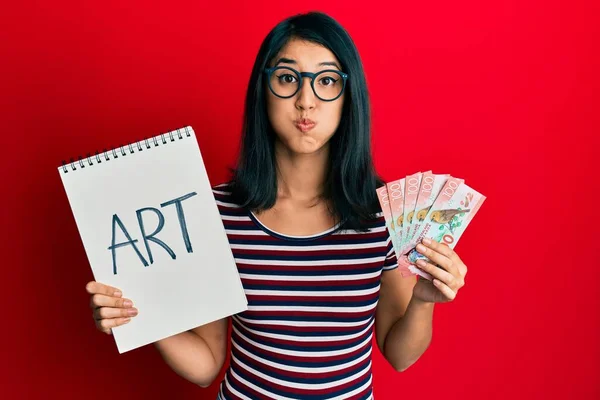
left=212, top=183, right=398, bottom=400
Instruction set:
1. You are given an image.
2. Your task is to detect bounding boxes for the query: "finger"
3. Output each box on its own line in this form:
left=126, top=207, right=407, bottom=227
left=86, top=281, right=123, bottom=298
left=415, top=243, right=454, bottom=272
left=90, top=293, right=133, bottom=309
left=422, top=238, right=463, bottom=264
left=432, top=279, right=457, bottom=301
left=100, top=327, right=112, bottom=335
left=415, top=259, right=455, bottom=285
left=98, top=317, right=131, bottom=332
left=93, top=306, right=138, bottom=320
left=422, top=238, right=454, bottom=257
left=96, top=323, right=113, bottom=335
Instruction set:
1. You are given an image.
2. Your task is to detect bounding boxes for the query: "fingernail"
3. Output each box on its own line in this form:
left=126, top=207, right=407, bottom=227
left=127, top=308, right=138, bottom=317
left=416, top=260, right=426, bottom=267
left=114, top=291, right=122, bottom=297
left=422, top=238, right=431, bottom=245
left=123, top=318, right=131, bottom=324
left=416, top=244, right=426, bottom=252
left=123, top=300, right=133, bottom=307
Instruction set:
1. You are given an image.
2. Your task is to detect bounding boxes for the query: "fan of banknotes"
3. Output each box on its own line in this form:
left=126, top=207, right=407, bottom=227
left=376, top=171, right=486, bottom=280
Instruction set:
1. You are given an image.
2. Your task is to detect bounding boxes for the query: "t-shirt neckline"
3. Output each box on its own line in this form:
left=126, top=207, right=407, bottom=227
left=247, top=209, right=343, bottom=241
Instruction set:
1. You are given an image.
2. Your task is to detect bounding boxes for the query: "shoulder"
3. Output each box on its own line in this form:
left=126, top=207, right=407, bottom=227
left=211, top=181, right=233, bottom=198
left=211, top=181, right=243, bottom=211
left=361, top=211, right=387, bottom=231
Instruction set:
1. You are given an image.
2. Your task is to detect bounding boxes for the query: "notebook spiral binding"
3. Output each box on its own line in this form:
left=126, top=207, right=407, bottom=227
left=60, top=126, right=192, bottom=174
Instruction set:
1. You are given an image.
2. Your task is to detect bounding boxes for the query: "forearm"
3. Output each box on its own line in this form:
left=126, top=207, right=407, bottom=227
left=154, top=331, right=221, bottom=387
left=383, top=295, right=435, bottom=372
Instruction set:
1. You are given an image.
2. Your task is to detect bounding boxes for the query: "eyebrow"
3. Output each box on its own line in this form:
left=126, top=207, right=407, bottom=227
left=274, top=57, right=341, bottom=70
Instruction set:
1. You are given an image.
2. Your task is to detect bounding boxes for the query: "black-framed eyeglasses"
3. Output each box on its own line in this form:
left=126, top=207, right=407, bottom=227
left=264, top=66, right=348, bottom=102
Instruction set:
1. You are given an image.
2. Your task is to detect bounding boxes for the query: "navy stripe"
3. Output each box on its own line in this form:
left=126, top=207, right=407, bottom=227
left=242, top=281, right=380, bottom=291
left=237, top=313, right=375, bottom=323
left=227, top=236, right=388, bottom=247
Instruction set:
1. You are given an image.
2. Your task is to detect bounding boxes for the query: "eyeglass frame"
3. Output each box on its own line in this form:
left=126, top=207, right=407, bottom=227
left=264, top=66, right=349, bottom=102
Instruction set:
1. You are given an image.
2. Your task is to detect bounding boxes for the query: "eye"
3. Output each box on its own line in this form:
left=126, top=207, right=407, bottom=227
left=277, top=74, right=297, bottom=84
left=319, top=76, right=338, bottom=86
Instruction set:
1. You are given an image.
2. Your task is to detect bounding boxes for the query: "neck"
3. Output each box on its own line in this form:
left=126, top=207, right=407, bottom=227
left=274, top=139, right=330, bottom=203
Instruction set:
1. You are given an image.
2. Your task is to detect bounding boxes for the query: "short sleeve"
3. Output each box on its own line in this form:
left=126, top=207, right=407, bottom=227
left=382, top=232, right=398, bottom=271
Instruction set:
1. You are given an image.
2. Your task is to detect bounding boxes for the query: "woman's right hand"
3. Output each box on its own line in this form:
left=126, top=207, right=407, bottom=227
left=86, top=281, right=138, bottom=335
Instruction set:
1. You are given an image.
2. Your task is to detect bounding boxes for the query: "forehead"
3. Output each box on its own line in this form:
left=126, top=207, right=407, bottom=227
left=272, top=38, right=340, bottom=69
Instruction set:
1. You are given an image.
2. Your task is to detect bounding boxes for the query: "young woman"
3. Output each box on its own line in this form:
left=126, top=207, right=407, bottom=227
left=85, top=11, right=468, bottom=399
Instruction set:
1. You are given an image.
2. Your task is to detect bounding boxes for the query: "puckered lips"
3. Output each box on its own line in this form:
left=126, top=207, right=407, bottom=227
left=294, top=117, right=317, bottom=132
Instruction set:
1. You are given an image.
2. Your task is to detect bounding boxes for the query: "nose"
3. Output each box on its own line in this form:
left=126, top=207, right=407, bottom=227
left=295, top=77, right=316, bottom=110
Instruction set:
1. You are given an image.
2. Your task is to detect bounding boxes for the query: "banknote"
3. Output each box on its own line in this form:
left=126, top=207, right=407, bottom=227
left=405, top=172, right=449, bottom=248
left=376, top=184, right=401, bottom=256
left=385, top=178, right=411, bottom=276
left=386, top=178, right=404, bottom=247
left=399, top=180, right=486, bottom=280
left=401, top=171, right=430, bottom=255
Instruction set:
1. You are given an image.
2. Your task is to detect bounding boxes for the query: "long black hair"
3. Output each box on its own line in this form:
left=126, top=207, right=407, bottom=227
left=229, top=11, right=384, bottom=231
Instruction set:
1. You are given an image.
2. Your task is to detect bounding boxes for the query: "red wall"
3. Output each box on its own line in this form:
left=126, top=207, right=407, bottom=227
left=2, top=1, right=598, bottom=399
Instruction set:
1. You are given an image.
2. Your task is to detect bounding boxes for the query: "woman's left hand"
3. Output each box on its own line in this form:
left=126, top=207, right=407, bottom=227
left=411, top=238, right=467, bottom=304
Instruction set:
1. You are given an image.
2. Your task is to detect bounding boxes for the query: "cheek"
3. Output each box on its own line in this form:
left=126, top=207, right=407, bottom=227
left=324, top=101, right=344, bottom=132
left=266, top=94, right=289, bottom=128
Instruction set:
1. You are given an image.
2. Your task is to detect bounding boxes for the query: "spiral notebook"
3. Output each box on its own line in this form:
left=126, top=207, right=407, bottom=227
left=58, top=126, right=247, bottom=353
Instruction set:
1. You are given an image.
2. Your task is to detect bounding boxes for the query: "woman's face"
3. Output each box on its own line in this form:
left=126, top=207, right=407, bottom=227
left=266, top=38, right=345, bottom=155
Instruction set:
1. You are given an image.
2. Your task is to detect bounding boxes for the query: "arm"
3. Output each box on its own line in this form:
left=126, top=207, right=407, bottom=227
left=375, top=270, right=434, bottom=372
left=153, top=317, right=229, bottom=388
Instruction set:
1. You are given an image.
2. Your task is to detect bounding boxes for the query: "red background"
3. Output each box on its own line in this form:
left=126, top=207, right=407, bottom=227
left=1, top=1, right=598, bottom=399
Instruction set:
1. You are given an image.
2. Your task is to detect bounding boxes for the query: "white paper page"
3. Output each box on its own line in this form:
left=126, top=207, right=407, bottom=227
left=59, top=126, right=247, bottom=353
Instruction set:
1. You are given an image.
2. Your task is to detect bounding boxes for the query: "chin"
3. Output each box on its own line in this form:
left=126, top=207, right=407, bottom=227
left=294, top=141, right=330, bottom=155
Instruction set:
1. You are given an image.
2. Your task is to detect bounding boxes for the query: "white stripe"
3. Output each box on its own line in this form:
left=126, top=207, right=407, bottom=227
left=235, top=256, right=385, bottom=266
left=232, top=324, right=373, bottom=357
left=239, top=270, right=381, bottom=281
left=232, top=336, right=373, bottom=373
left=229, top=241, right=387, bottom=251
left=221, top=215, right=250, bottom=221
left=216, top=200, right=242, bottom=208
left=246, top=303, right=377, bottom=313
left=226, top=226, right=387, bottom=236
left=233, top=315, right=372, bottom=328
left=226, top=229, right=270, bottom=236
left=231, top=352, right=373, bottom=390
left=232, top=316, right=374, bottom=343
left=244, top=285, right=379, bottom=297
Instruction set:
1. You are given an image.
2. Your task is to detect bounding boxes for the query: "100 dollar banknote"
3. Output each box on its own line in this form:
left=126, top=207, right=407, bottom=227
left=405, top=172, right=449, bottom=250
left=376, top=184, right=401, bottom=256
left=401, top=171, right=429, bottom=255
left=386, top=178, right=405, bottom=249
